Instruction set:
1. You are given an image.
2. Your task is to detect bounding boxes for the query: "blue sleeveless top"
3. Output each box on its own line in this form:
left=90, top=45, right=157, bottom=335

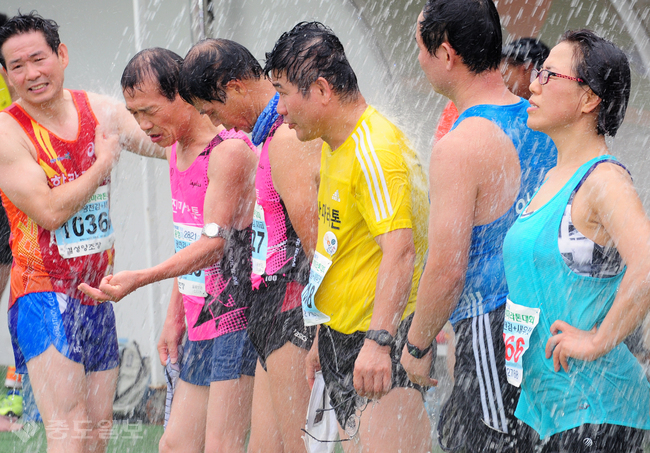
left=449, top=99, right=557, bottom=324
left=502, top=155, right=650, bottom=438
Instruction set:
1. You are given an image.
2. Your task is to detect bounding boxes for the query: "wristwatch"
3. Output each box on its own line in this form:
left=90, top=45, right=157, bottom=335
left=365, top=329, right=395, bottom=347
left=201, top=223, right=227, bottom=239
left=406, top=340, right=432, bottom=359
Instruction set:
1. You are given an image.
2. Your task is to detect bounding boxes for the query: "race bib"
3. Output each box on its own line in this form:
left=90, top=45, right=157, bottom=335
left=55, top=185, right=115, bottom=259
left=503, top=298, right=540, bottom=387
left=251, top=202, right=268, bottom=276
left=174, top=223, right=207, bottom=297
left=301, top=251, right=332, bottom=326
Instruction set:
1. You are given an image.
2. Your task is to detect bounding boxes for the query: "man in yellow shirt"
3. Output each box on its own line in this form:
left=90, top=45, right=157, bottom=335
left=266, top=21, right=431, bottom=453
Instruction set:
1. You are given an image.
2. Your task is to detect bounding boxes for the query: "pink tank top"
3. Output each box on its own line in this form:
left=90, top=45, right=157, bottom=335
left=251, top=117, right=309, bottom=290
left=170, top=129, right=257, bottom=341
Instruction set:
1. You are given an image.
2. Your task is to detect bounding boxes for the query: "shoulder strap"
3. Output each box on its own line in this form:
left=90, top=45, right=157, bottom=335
left=572, top=158, right=630, bottom=196
left=200, top=134, right=224, bottom=157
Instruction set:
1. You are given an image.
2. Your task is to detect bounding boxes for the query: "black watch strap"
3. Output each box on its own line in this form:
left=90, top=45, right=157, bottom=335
left=406, top=340, right=432, bottom=359
left=365, top=329, right=395, bottom=347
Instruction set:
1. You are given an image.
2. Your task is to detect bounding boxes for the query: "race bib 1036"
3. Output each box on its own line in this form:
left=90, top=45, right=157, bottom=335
left=55, top=185, right=115, bottom=259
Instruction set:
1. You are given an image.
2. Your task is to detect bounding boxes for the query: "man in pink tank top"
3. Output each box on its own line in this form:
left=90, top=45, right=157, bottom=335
left=79, top=48, right=259, bottom=453
left=0, top=13, right=166, bottom=453
left=179, top=39, right=321, bottom=453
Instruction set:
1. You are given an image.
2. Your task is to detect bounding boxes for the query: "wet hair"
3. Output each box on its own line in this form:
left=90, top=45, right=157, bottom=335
left=0, top=14, right=8, bottom=28
left=179, top=38, right=263, bottom=104
left=264, top=21, right=360, bottom=102
left=419, top=0, right=502, bottom=74
left=561, top=29, right=631, bottom=137
left=0, top=11, right=61, bottom=69
left=502, top=38, right=550, bottom=69
left=121, top=48, right=183, bottom=101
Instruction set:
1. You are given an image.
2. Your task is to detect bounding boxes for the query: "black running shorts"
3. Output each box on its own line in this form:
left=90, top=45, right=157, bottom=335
left=247, top=278, right=315, bottom=369
left=318, top=313, right=425, bottom=429
left=437, top=304, right=536, bottom=453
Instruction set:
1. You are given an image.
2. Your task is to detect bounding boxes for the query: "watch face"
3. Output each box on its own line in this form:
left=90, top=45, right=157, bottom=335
left=204, top=223, right=220, bottom=237
left=377, top=332, right=392, bottom=345
left=367, top=330, right=394, bottom=346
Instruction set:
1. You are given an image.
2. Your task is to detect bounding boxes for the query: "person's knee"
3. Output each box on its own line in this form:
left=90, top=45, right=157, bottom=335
left=159, top=431, right=183, bottom=453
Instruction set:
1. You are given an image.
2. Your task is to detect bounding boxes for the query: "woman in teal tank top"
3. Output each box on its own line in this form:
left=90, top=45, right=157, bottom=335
left=503, top=30, right=650, bottom=452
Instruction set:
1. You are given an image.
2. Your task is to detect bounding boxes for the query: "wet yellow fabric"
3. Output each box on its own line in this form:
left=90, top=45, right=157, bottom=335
left=314, top=106, right=429, bottom=334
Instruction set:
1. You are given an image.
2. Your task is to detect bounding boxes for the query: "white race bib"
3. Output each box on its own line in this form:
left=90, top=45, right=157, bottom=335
left=55, top=185, right=115, bottom=259
left=503, top=298, right=540, bottom=387
left=174, top=223, right=207, bottom=297
left=301, top=251, right=332, bottom=326
left=251, top=202, right=268, bottom=276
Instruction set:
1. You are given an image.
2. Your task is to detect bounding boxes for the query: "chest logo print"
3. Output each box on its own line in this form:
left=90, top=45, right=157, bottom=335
left=332, top=190, right=340, bottom=202
left=323, top=231, right=338, bottom=256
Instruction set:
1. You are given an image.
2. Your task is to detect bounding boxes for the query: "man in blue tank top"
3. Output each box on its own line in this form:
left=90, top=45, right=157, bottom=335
left=401, top=1, right=556, bottom=451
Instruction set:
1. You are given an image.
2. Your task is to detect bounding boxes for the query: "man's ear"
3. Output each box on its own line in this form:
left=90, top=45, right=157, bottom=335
left=225, top=79, right=246, bottom=96
left=58, top=43, right=69, bottom=69
left=439, top=42, right=455, bottom=71
left=312, top=77, right=332, bottom=104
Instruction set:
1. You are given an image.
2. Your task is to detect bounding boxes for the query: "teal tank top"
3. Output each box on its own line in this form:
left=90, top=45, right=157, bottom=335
left=503, top=155, right=650, bottom=438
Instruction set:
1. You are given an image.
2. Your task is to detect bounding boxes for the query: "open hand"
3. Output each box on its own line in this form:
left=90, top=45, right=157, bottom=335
left=78, top=270, right=141, bottom=302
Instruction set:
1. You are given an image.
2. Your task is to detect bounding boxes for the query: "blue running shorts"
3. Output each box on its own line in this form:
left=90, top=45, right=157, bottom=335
left=180, top=329, right=257, bottom=386
left=8, top=292, right=119, bottom=374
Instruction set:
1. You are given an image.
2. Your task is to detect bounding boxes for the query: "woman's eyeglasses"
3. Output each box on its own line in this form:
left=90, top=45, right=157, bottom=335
left=531, top=68, right=584, bottom=85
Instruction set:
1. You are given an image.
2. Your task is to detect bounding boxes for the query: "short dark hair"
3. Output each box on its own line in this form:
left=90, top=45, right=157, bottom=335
left=0, top=12, right=61, bottom=69
left=179, top=39, right=263, bottom=105
left=561, top=29, right=630, bottom=137
left=121, top=48, right=183, bottom=101
left=264, top=21, right=360, bottom=102
left=420, top=0, right=502, bottom=74
left=0, top=14, right=8, bottom=28
left=502, top=37, right=550, bottom=69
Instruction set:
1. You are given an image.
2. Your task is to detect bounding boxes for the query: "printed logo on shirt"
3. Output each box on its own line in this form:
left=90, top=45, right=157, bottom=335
left=50, top=152, right=71, bottom=164
left=332, top=190, right=340, bottom=202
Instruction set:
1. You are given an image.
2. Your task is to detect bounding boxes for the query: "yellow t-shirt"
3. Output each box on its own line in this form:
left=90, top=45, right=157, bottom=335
left=314, top=106, right=429, bottom=334
left=0, top=76, right=11, bottom=110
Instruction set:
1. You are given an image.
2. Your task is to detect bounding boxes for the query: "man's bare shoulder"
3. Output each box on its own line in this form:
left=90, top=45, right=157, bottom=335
left=431, top=116, right=515, bottom=183
left=0, top=111, right=34, bottom=159
left=441, top=116, right=510, bottom=155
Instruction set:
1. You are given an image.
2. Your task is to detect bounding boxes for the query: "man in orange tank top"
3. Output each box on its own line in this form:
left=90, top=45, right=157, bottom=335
left=0, top=12, right=164, bottom=453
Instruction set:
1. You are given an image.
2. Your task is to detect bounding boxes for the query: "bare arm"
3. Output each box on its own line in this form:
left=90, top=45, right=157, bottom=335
left=157, top=280, right=186, bottom=365
left=407, top=135, right=478, bottom=350
left=134, top=138, right=257, bottom=282
left=353, top=228, right=416, bottom=399
left=546, top=165, right=650, bottom=371
left=79, top=138, right=257, bottom=301
left=268, top=124, right=321, bottom=257
left=87, top=92, right=166, bottom=159
left=0, top=115, right=120, bottom=230
left=402, top=118, right=519, bottom=386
